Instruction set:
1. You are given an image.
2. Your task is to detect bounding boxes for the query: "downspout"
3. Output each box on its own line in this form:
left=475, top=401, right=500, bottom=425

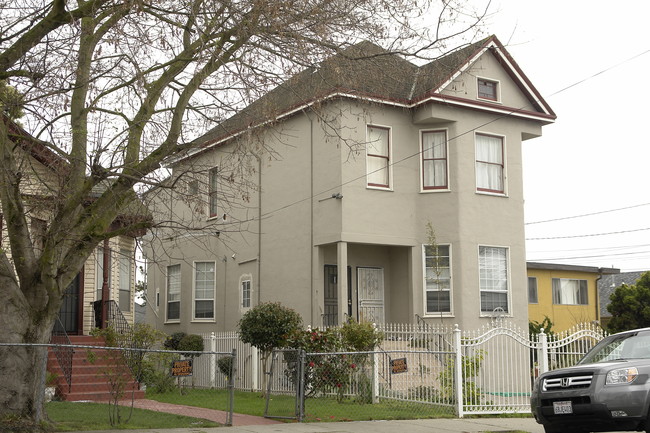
left=256, top=152, right=262, bottom=306
left=309, top=113, right=314, bottom=325
left=595, top=269, right=604, bottom=325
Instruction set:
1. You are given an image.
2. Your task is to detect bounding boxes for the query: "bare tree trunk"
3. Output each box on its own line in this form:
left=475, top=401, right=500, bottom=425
left=0, top=280, right=58, bottom=429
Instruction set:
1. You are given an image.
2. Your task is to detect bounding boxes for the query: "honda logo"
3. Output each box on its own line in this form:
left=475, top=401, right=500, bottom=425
left=561, top=377, right=571, bottom=387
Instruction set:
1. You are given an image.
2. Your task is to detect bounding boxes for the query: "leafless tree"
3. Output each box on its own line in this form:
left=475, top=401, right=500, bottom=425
left=0, top=0, right=488, bottom=426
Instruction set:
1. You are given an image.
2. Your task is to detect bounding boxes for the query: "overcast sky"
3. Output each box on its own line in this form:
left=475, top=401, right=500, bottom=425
left=473, top=0, right=650, bottom=272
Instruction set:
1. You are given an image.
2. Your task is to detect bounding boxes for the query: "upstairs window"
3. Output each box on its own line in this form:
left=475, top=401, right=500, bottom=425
left=475, top=133, right=504, bottom=194
left=366, top=125, right=390, bottom=188
left=208, top=167, right=219, bottom=217
left=478, top=78, right=499, bottom=101
left=421, top=130, right=448, bottom=190
left=552, top=278, right=588, bottom=305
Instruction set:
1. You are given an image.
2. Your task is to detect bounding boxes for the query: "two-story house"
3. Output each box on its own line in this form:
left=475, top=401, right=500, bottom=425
left=144, top=35, right=555, bottom=333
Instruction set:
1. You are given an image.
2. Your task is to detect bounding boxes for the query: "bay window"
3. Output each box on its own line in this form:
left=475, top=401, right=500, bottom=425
left=424, top=244, right=451, bottom=314
left=479, top=246, right=509, bottom=313
left=421, top=130, right=448, bottom=190
left=476, top=133, right=504, bottom=193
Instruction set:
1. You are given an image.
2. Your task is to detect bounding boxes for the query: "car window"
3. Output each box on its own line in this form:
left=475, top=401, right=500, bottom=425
left=579, top=331, right=650, bottom=364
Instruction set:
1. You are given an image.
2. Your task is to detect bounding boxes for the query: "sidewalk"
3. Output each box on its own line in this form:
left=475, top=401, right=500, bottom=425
left=72, top=416, right=546, bottom=433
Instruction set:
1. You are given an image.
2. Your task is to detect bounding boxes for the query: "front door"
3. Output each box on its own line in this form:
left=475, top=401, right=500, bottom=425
left=54, top=273, right=82, bottom=334
left=323, top=265, right=352, bottom=326
left=357, top=267, right=384, bottom=323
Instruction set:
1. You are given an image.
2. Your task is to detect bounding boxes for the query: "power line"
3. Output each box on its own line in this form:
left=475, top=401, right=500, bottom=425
left=526, top=227, right=650, bottom=241
left=525, top=202, right=650, bottom=225
left=258, top=47, right=650, bottom=221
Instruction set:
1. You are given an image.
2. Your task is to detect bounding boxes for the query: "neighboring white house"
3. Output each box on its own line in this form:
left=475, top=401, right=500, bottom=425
left=143, top=35, right=555, bottom=334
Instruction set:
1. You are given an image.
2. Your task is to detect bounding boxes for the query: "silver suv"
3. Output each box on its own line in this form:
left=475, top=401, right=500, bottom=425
left=531, top=328, right=650, bottom=433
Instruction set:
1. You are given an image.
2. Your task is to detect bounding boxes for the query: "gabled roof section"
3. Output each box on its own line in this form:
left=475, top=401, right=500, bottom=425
left=184, top=35, right=555, bottom=160
left=4, top=114, right=69, bottom=173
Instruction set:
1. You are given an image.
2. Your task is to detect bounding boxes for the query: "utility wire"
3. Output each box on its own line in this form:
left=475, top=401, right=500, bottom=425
left=525, top=202, right=650, bottom=225
left=258, top=46, right=650, bottom=221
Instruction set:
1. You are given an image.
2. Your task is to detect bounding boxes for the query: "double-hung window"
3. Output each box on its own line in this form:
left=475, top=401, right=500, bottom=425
left=241, top=278, right=251, bottom=309
left=424, top=244, right=451, bottom=314
left=479, top=246, right=509, bottom=314
left=421, top=130, right=448, bottom=190
left=119, top=248, right=132, bottom=312
left=366, top=125, right=390, bottom=188
left=167, top=264, right=181, bottom=321
left=476, top=133, right=504, bottom=193
left=194, top=262, right=215, bottom=319
left=208, top=167, right=219, bottom=217
left=552, top=278, right=588, bottom=305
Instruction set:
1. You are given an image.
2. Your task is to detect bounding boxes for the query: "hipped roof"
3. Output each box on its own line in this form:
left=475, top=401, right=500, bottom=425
left=181, top=35, right=555, bottom=161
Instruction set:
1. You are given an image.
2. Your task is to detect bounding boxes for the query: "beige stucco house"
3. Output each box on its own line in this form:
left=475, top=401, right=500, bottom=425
left=143, top=35, right=555, bottom=334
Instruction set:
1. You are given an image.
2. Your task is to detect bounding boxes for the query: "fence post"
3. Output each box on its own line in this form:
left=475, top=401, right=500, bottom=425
left=210, top=332, right=216, bottom=388
left=227, top=348, right=237, bottom=426
left=251, top=346, right=259, bottom=392
left=372, top=349, right=379, bottom=404
left=297, top=349, right=306, bottom=422
left=539, top=329, right=549, bottom=375
left=453, top=324, right=463, bottom=418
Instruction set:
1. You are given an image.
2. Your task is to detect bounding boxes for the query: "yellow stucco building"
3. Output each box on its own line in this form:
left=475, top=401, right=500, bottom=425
left=527, top=262, right=619, bottom=331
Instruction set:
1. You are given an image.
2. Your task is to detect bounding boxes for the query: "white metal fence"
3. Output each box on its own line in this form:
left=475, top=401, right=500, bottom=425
left=199, top=321, right=606, bottom=416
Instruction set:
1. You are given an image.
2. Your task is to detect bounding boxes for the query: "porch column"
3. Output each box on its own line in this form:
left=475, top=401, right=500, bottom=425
left=337, top=241, right=348, bottom=325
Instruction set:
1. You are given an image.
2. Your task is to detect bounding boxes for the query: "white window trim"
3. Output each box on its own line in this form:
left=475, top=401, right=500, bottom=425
left=476, top=76, right=502, bottom=103
left=478, top=244, right=512, bottom=317
left=419, top=128, right=450, bottom=193
left=240, top=274, right=253, bottom=312
left=165, top=264, right=181, bottom=323
left=475, top=131, right=508, bottom=197
left=366, top=124, right=393, bottom=191
left=192, top=260, right=216, bottom=322
left=422, top=243, right=454, bottom=317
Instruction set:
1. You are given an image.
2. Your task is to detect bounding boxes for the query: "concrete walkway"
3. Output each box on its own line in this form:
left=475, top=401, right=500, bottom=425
left=81, top=399, right=548, bottom=433
left=71, top=417, right=546, bottom=433
left=122, top=399, right=282, bottom=426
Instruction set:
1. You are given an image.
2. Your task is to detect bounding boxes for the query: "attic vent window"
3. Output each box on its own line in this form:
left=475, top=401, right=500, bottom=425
left=477, top=78, right=498, bottom=101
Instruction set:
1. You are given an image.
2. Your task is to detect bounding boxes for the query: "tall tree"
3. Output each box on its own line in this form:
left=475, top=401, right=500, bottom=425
left=0, top=0, right=487, bottom=426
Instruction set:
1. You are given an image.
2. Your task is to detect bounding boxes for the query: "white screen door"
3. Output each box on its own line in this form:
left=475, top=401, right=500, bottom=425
left=357, top=267, right=384, bottom=323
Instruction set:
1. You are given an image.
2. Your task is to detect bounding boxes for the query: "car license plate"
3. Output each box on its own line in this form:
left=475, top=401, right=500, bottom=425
left=553, top=400, right=573, bottom=414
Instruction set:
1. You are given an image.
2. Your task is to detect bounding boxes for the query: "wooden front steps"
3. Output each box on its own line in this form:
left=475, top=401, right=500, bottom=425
left=47, top=335, right=145, bottom=401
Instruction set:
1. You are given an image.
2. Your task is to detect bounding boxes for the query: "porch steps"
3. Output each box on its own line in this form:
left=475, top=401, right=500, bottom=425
left=47, top=335, right=145, bottom=401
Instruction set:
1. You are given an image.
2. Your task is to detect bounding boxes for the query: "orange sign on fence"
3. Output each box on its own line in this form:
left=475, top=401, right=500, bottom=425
left=390, top=357, right=408, bottom=374
left=171, top=359, right=193, bottom=377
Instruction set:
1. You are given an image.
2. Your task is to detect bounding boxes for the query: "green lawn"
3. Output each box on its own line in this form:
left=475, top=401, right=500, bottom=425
left=146, top=388, right=456, bottom=422
left=45, top=401, right=221, bottom=431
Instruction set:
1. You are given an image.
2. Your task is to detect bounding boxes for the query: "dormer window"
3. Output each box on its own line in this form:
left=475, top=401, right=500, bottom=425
left=477, top=78, right=499, bottom=101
